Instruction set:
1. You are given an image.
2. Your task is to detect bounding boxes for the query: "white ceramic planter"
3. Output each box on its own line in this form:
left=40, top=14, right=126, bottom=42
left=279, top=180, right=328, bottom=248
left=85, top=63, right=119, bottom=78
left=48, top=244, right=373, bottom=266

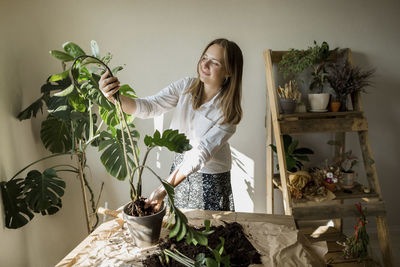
left=308, top=93, right=330, bottom=112
left=123, top=201, right=166, bottom=247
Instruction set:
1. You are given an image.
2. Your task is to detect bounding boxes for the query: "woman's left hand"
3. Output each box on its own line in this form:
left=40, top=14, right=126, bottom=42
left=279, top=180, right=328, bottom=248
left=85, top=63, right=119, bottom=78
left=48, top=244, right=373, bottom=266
left=145, top=186, right=166, bottom=212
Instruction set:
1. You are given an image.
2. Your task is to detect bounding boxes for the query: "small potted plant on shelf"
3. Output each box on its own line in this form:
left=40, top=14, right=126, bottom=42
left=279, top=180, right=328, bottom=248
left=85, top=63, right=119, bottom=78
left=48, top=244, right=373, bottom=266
left=277, top=80, right=302, bottom=114
left=327, top=59, right=375, bottom=111
left=328, top=140, right=359, bottom=189
left=270, top=134, right=314, bottom=172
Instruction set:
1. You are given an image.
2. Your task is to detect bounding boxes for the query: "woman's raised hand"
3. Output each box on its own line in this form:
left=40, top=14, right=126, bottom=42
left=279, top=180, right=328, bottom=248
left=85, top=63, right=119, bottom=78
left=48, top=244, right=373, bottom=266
left=99, top=70, right=120, bottom=103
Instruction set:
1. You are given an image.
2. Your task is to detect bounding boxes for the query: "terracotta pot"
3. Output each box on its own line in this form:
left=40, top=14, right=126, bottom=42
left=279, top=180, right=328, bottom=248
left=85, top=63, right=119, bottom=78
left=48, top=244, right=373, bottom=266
left=323, top=180, right=336, bottom=192
left=330, top=101, right=341, bottom=112
left=123, top=201, right=166, bottom=247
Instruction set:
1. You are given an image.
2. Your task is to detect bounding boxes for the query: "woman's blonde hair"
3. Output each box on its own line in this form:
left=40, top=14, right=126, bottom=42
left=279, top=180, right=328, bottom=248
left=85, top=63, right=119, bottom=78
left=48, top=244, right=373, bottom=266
left=186, top=38, right=243, bottom=125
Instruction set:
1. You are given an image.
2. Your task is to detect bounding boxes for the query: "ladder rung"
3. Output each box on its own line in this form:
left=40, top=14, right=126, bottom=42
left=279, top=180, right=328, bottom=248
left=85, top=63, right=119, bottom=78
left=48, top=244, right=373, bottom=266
left=279, top=117, right=368, bottom=134
left=292, top=201, right=386, bottom=220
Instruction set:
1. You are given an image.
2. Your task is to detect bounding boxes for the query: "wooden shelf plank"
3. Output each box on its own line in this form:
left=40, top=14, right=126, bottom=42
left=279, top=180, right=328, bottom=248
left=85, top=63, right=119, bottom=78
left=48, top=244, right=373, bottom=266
left=273, top=176, right=379, bottom=203
left=278, top=111, right=363, bottom=120
left=279, top=117, right=368, bottom=134
left=292, top=201, right=386, bottom=220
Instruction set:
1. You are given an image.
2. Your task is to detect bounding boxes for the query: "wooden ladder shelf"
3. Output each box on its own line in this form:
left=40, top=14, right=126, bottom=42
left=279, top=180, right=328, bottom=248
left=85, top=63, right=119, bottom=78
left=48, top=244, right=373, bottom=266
left=263, top=49, right=394, bottom=266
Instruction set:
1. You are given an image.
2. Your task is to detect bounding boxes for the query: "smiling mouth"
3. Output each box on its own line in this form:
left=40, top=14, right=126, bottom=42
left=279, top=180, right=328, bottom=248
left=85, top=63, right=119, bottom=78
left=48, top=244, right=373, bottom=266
left=200, top=69, right=210, bottom=76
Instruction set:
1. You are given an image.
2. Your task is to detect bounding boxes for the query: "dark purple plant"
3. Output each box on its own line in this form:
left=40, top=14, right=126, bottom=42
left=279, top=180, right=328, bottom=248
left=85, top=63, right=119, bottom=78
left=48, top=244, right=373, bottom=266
left=327, top=61, right=375, bottom=102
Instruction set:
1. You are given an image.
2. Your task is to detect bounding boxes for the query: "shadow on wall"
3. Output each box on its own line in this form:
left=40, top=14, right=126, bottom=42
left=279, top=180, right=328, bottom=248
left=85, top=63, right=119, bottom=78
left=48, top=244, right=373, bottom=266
left=231, top=147, right=255, bottom=212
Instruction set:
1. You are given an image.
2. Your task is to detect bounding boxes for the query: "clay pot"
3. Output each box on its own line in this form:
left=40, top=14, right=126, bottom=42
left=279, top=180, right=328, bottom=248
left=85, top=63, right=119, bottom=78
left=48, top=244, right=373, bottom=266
left=330, top=101, right=341, bottom=112
left=123, top=201, right=166, bottom=247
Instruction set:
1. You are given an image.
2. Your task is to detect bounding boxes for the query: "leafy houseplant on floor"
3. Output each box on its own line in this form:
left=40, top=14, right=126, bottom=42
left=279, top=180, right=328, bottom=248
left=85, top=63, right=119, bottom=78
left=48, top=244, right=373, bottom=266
left=0, top=41, right=119, bottom=231
left=327, top=59, right=375, bottom=111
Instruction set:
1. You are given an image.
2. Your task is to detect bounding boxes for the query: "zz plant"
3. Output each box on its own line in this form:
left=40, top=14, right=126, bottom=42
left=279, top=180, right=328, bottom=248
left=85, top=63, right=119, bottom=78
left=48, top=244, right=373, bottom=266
left=66, top=43, right=229, bottom=265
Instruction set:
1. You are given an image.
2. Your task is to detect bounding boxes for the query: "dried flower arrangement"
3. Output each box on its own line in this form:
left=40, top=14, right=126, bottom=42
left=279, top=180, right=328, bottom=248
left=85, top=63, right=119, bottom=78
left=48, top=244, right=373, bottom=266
left=277, top=80, right=302, bottom=101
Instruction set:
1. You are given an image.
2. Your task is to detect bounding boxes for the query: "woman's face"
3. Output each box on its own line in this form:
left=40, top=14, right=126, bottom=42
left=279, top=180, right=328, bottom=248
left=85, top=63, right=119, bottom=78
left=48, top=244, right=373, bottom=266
left=198, top=44, right=228, bottom=89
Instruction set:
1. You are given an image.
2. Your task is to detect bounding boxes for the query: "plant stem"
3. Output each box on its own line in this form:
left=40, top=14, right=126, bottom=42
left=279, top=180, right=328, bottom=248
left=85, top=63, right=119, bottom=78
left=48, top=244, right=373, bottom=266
left=54, top=169, right=79, bottom=174
left=51, top=164, right=79, bottom=171
left=76, top=150, right=92, bottom=234
left=88, top=99, right=94, bottom=140
left=11, top=153, right=70, bottom=180
left=82, top=172, right=99, bottom=229
left=163, top=249, right=195, bottom=267
left=136, top=146, right=154, bottom=197
left=117, top=106, right=140, bottom=196
left=114, top=101, right=135, bottom=199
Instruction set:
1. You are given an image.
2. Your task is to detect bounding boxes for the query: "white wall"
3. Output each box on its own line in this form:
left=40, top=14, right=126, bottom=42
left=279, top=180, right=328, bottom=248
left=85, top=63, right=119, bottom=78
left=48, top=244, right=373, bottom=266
left=1, top=0, right=399, bottom=266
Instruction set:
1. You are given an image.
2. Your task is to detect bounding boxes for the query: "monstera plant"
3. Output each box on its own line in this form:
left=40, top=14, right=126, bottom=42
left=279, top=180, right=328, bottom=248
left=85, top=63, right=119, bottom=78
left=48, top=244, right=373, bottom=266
left=0, top=41, right=136, bottom=231
left=61, top=42, right=228, bottom=258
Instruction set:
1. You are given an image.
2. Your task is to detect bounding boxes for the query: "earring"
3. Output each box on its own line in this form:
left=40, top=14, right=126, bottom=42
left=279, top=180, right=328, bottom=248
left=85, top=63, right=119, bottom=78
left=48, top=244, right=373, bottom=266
left=223, top=77, right=229, bottom=85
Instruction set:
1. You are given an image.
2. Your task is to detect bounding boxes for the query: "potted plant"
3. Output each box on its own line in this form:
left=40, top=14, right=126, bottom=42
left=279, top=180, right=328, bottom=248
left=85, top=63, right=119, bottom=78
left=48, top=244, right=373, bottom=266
left=277, top=80, right=301, bottom=114
left=46, top=42, right=191, bottom=247
left=279, top=41, right=337, bottom=112
left=0, top=41, right=116, bottom=231
left=327, top=59, right=375, bottom=111
left=327, top=140, right=359, bottom=189
left=270, top=134, right=314, bottom=172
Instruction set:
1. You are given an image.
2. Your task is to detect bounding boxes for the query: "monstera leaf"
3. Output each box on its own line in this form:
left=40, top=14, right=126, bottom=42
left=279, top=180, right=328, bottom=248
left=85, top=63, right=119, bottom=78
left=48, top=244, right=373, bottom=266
left=98, top=129, right=139, bottom=180
left=41, top=77, right=72, bottom=94
left=0, top=179, right=34, bottom=229
left=144, top=129, right=192, bottom=153
left=24, top=169, right=65, bottom=215
left=40, top=115, right=72, bottom=153
left=47, top=95, right=72, bottom=120
left=62, top=42, right=86, bottom=58
left=17, top=97, right=44, bottom=121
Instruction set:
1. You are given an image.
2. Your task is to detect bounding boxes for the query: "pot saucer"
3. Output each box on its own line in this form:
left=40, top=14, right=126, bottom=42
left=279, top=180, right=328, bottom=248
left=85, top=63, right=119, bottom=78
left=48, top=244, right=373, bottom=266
left=309, top=109, right=328, bottom=113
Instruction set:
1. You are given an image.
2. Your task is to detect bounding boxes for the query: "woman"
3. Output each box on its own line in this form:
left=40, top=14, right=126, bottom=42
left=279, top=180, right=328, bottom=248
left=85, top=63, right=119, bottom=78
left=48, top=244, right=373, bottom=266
left=99, top=38, right=243, bottom=212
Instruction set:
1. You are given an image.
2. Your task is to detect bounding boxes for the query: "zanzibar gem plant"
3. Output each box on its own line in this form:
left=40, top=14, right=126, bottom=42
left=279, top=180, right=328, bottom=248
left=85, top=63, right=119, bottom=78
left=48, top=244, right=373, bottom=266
left=66, top=51, right=193, bottom=211
left=52, top=41, right=240, bottom=265
left=270, top=135, right=314, bottom=172
left=66, top=47, right=237, bottom=263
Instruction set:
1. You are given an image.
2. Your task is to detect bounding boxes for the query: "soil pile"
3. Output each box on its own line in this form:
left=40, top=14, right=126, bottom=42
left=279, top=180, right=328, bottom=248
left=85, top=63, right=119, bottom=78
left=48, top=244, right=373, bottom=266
left=143, top=222, right=262, bottom=266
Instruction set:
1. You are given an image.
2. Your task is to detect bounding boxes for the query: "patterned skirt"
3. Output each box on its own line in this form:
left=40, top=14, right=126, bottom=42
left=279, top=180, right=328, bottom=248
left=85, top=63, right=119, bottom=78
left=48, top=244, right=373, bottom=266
left=170, top=153, right=235, bottom=211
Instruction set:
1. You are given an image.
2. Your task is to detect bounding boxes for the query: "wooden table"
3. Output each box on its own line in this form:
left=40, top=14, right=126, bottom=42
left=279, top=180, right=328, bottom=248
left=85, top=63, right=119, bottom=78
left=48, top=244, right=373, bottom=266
left=56, top=210, right=296, bottom=267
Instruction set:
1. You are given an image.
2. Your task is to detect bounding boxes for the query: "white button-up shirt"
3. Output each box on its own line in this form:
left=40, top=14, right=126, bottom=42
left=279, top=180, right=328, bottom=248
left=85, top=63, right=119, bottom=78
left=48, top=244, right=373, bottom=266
left=132, top=77, right=236, bottom=177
